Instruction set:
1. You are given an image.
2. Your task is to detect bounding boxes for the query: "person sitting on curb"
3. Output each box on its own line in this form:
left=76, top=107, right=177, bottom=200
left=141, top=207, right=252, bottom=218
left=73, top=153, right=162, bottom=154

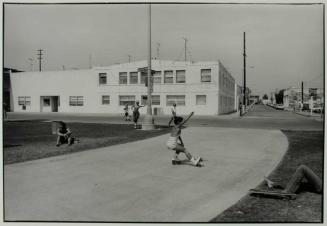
left=56, top=121, right=73, bottom=147
left=264, top=164, right=322, bottom=194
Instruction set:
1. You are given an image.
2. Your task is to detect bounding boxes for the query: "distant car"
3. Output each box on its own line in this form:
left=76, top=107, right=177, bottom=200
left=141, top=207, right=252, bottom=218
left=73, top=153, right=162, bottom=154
left=276, top=104, right=285, bottom=110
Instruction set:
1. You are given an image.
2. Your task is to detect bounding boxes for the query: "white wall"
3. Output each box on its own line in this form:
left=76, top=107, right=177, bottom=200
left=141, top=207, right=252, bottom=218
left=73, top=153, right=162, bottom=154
left=11, top=60, right=237, bottom=116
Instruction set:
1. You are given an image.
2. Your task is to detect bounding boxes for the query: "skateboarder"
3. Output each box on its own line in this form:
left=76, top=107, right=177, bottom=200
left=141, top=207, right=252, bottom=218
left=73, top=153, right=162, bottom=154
left=166, top=111, right=202, bottom=166
left=264, top=164, right=322, bottom=194
left=56, top=121, right=73, bottom=147
left=133, top=101, right=144, bottom=129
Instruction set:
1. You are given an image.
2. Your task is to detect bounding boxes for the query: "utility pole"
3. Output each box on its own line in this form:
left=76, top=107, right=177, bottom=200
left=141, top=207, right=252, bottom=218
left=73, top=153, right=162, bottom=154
left=301, top=81, right=304, bottom=104
left=243, top=32, right=247, bottom=113
left=37, top=49, right=43, bottom=71
left=182, top=37, right=187, bottom=61
left=156, top=43, right=160, bottom=59
left=128, top=54, right=131, bottom=63
left=142, top=3, right=155, bottom=130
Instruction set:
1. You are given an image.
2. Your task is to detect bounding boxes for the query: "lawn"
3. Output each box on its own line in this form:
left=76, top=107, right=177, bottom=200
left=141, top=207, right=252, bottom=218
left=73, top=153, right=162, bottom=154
left=3, top=120, right=170, bottom=165
left=210, top=130, right=323, bottom=222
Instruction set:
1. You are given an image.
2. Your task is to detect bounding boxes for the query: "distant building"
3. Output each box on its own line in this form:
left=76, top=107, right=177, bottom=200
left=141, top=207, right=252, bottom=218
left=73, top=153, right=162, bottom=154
left=10, top=60, right=238, bottom=115
left=283, top=87, right=324, bottom=108
left=3, top=67, right=23, bottom=112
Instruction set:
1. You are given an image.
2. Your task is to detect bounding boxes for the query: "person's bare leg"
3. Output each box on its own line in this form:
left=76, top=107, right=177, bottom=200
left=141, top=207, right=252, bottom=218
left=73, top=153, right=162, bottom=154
left=283, top=165, right=322, bottom=194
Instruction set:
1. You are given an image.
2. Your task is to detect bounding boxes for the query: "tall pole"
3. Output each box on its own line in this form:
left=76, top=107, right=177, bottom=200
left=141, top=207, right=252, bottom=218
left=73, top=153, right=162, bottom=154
left=156, top=43, right=160, bottom=59
left=183, top=37, right=187, bottom=61
left=128, top=54, right=131, bottom=63
left=142, top=3, right=155, bottom=130
left=243, top=32, right=246, bottom=109
left=37, top=49, right=43, bottom=71
left=301, top=81, right=304, bottom=104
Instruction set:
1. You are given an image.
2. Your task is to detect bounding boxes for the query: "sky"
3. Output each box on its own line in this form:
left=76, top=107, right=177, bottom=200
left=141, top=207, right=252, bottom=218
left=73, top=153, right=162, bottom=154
left=3, top=3, right=324, bottom=96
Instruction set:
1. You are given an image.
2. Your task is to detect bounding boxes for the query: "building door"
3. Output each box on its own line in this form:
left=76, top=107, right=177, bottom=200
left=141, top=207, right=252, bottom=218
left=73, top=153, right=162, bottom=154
left=52, top=96, right=59, bottom=112
left=40, top=96, right=59, bottom=112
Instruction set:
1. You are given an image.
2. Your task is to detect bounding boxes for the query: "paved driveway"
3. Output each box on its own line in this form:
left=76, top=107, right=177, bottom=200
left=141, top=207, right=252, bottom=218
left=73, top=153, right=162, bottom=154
left=4, top=127, right=288, bottom=222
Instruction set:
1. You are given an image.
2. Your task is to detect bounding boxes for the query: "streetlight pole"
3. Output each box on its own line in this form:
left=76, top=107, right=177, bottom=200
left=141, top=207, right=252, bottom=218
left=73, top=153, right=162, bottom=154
left=142, top=3, right=155, bottom=130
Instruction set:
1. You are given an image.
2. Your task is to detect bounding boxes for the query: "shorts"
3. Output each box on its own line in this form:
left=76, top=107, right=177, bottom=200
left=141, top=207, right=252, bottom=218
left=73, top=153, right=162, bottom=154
left=166, top=137, right=177, bottom=150
left=125, top=112, right=128, bottom=117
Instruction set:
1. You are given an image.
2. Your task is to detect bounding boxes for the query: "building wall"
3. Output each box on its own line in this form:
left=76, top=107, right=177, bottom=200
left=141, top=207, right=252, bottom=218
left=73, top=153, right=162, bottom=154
left=218, top=61, right=236, bottom=114
left=11, top=60, right=237, bottom=115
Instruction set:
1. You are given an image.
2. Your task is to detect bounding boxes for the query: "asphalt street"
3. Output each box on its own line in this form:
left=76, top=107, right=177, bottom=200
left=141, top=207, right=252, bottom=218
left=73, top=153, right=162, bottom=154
left=6, top=104, right=323, bottom=131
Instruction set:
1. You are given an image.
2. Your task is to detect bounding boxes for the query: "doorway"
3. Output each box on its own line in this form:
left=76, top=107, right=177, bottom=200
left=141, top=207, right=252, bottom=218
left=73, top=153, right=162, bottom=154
left=40, top=96, right=60, bottom=112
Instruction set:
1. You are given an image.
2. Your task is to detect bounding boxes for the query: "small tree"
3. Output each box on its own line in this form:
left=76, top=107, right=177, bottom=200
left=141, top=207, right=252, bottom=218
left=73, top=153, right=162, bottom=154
left=262, top=94, right=268, bottom=100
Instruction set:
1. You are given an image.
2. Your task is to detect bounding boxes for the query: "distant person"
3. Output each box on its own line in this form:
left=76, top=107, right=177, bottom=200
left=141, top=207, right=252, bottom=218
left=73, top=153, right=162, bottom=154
left=3, top=102, right=7, bottom=119
left=168, top=103, right=177, bottom=127
left=264, top=165, right=322, bottom=194
left=123, top=104, right=130, bottom=121
left=133, top=101, right=144, bottom=129
left=56, top=121, right=73, bottom=147
left=166, top=112, right=203, bottom=167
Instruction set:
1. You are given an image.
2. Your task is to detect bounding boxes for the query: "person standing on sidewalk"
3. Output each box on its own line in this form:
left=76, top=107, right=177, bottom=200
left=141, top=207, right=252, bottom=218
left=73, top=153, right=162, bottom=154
left=133, top=101, right=144, bottom=129
left=168, top=103, right=177, bottom=127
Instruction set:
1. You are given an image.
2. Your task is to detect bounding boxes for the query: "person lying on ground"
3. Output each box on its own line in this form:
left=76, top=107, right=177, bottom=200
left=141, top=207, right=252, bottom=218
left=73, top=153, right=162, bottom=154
left=264, top=164, right=322, bottom=194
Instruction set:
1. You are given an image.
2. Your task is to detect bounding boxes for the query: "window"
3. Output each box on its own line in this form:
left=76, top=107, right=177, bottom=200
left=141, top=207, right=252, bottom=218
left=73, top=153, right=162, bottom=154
left=102, top=95, right=110, bottom=105
left=141, top=95, right=160, bottom=105
left=176, top=70, right=186, bottom=83
left=141, top=72, right=147, bottom=84
left=164, top=70, right=173, bottom=84
left=196, top=95, right=206, bottom=105
left=119, top=95, right=135, bottom=106
left=43, top=98, right=50, bottom=106
left=69, top=96, right=84, bottom=106
left=153, top=71, right=162, bottom=84
left=129, top=72, right=138, bottom=84
left=119, top=72, right=128, bottom=85
left=166, top=95, right=185, bottom=106
left=99, top=73, right=107, bottom=85
left=18, top=96, right=31, bottom=106
left=201, top=69, right=211, bottom=82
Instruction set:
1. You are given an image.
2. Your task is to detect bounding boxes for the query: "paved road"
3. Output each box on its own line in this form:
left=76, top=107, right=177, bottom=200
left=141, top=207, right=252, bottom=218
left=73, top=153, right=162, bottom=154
left=5, top=127, right=288, bottom=222
left=4, top=104, right=322, bottom=222
left=6, top=104, right=323, bottom=131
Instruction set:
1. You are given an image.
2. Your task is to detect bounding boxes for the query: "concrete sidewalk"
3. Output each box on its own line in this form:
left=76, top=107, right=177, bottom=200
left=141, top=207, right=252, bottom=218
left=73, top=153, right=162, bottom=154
left=4, top=127, right=288, bottom=222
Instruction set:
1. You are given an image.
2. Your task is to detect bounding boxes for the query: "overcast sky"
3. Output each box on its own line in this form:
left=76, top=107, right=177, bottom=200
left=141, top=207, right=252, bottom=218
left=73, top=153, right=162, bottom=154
left=4, top=3, right=324, bottom=95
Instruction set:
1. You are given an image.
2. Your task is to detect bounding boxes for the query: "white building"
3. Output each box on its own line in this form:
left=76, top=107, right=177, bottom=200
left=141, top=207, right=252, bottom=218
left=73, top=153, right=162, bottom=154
left=10, top=60, right=237, bottom=115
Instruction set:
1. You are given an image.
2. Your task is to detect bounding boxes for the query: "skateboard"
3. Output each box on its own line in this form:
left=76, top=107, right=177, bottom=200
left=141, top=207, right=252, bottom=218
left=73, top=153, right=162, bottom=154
left=172, top=157, right=204, bottom=167
left=249, top=189, right=296, bottom=200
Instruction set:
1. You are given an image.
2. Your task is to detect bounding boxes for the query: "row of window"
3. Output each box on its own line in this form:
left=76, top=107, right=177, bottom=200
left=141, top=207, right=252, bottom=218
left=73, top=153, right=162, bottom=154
left=107, top=95, right=207, bottom=106
left=99, top=69, right=212, bottom=85
left=18, top=95, right=207, bottom=107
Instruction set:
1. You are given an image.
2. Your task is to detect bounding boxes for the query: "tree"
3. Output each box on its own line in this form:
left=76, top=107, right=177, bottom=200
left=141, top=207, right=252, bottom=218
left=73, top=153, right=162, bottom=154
left=275, top=89, right=285, bottom=104
left=262, top=94, right=268, bottom=100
